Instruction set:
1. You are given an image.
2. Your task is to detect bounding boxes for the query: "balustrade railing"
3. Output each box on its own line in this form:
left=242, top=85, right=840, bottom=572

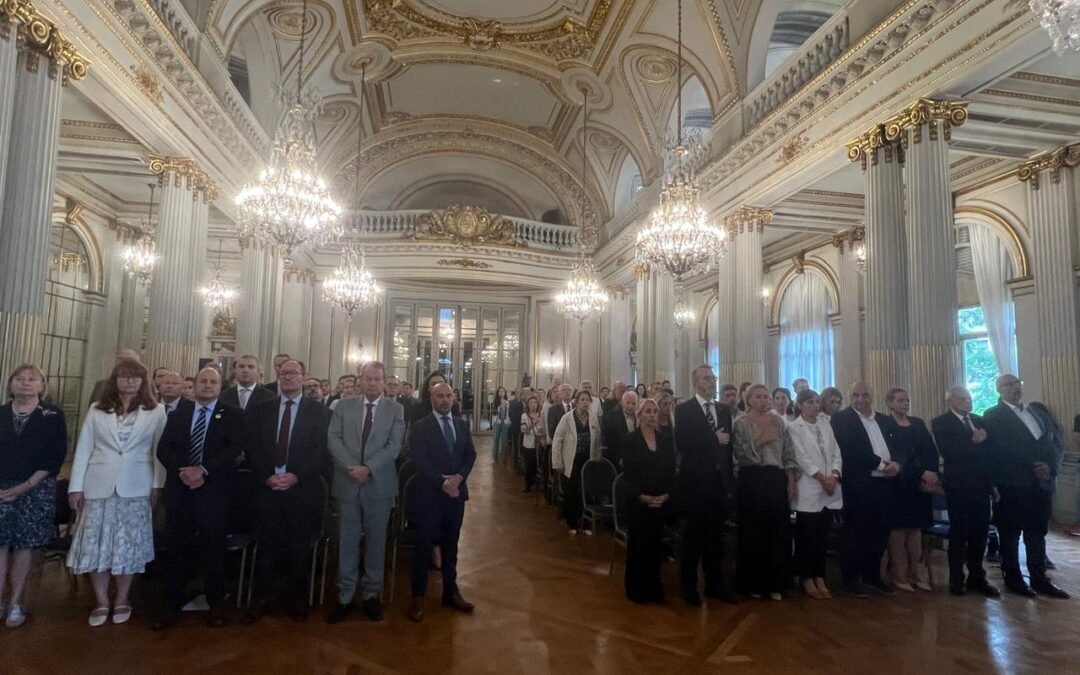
left=343, top=210, right=578, bottom=251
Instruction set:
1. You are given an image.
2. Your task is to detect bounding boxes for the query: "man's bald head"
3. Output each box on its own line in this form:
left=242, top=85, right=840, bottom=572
left=432, top=381, right=455, bottom=415
left=946, top=386, right=973, bottom=415
left=850, top=381, right=873, bottom=415
left=193, top=367, right=222, bottom=404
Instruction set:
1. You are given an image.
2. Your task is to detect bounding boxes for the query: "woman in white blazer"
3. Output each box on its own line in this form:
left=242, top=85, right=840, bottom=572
left=67, top=360, right=166, bottom=627
left=787, top=388, right=843, bottom=599
left=551, top=390, right=601, bottom=534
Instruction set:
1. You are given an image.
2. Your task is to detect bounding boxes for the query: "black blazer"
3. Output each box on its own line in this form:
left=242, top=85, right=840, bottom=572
left=508, top=399, right=525, bottom=427
left=830, top=407, right=905, bottom=494
left=880, top=415, right=935, bottom=486
left=931, top=411, right=993, bottom=497
left=622, top=430, right=677, bottom=498
left=0, top=402, right=67, bottom=483
left=264, top=381, right=279, bottom=395
left=982, top=400, right=1061, bottom=491
left=547, top=403, right=571, bottom=442
left=220, top=384, right=276, bottom=411
left=156, top=400, right=245, bottom=495
left=407, top=412, right=476, bottom=506
left=246, top=396, right=330, bottom=489
left=673, top=398, right=734, bottom=514
left=602, top=411, right=634, bottom=465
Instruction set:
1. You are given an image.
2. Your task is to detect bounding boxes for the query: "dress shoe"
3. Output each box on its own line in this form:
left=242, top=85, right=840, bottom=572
left=361, top=597, right=384, bottom=622
left=150, top=610, right=181, bottom=631
left=442, top=591, right=475, bottom=613
left=704, top=588, right=739, bottom=604
left=866, top=579, right=895, bottom=596
left=325, top=602, right=353, bottom=624
left=1004, top=580, right=1037, bottom=598
left=1031, top=580, right=1070, bottom=599
left=1045, top=558, right=1057, bottom=571
left=894, top=582, right=915, bottom=592
left=206, top=608, right=228, bottom=628
left=967, top=582, right=1001, bottom=599
left=842, top=582, right=869, bottom=599
left=682, top=591, right=703, bottom=607
left=408, top=598, right=424, bottom=623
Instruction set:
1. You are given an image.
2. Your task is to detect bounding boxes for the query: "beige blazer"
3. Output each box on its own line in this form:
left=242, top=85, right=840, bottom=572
left=69, top=405, right=167, bottom=499
left=551, top=410, right=601, bottom=478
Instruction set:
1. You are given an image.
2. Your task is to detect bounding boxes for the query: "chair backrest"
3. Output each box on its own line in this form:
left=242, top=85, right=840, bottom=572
left=931, top=494, right=949, bottom=523
left=581, top=457, right=617, bottom=505
left=227, top=468, right=258, bottom=535
left=612, top=473, right=629, bottom=532
left=395, top=473, right=419, bottom=535
left=398, top=459, right=417, bottom=493
left=53, top=478, right=72, bottom=528
left=314, top=475, right=331, bottom=535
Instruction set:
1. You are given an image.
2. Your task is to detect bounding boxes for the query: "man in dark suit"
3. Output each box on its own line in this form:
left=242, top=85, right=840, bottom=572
left=507, top=388, right=527, bottom=465
left=546, top=384, right=573, bottom=445
left=602, top=380, right=626, bottom=418
left=220, top=354, right=276, bottom=411
left=673, top=365, right=737, bottom=605
left=406, top=382, right=476, bottom=622
left=602, top=390, right=639, bottom=469
left=931, top=386, right=999, bottom=598
left=981, top=374, right=1068, bottom=599
left=326, top=374, right=355, bottom=408
left=263, top=352, right=292, bottom=395
left=153, top=367, right=246, bottom=629
left=830, top=382, right=904, bottom=597
left=245, top=359, right=331, bottom=621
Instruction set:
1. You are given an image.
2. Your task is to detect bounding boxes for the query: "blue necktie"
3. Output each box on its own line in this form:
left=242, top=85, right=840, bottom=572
left=440, top=415, right=455, bottom=454
left=190, top=406, right=209, bottom=466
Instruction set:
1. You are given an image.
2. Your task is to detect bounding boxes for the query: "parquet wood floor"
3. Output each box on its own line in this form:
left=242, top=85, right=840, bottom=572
left=3, top=437, right=1078, bottom=674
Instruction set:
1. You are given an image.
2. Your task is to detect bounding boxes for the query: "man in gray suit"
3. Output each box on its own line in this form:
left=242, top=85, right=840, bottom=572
left=326, top=361, right=405, bottom=623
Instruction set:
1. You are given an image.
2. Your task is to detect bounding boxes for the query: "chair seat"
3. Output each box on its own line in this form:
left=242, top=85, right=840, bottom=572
left=586, top=504, right=614, bottom=516
left=923, top=523, right=950, bottom=538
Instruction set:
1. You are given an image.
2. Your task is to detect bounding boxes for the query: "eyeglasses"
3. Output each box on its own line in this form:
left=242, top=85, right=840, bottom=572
left=279, top=370, right=303, bottom=377
left=117, top=375, right=143, bottom=381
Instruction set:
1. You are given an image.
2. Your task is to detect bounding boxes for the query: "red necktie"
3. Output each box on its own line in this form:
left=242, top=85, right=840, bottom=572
left=275, top=399, right=294, bottom=467
left=361, top=402, right=374, bottom=462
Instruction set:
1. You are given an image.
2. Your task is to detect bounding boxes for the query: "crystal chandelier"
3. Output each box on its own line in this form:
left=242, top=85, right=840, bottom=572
left=323, top=246, right=382, bottom=320
left=200, top=240, right=237, bottom=310
left=481, top=347, right=498, bottom=365
left=673, top=285, right=695, bottom=330
left=1030, top=0, right=1080, bottom=53
left=235, top=0, right=340, bottom=255
left=556, top=88, right=609, bottom=321
left=122, top=184, right=157, bottom=287
left=636, top=0, right=727, bottom=281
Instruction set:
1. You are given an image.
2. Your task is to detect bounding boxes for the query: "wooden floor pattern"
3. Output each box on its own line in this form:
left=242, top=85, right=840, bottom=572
left=4, top=437, right=1079, bottom=674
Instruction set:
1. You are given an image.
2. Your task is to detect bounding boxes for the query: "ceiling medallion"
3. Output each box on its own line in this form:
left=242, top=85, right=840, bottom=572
left=636, top=0, right=727, bottom=282
left=415, top=205, right=518, bottom=248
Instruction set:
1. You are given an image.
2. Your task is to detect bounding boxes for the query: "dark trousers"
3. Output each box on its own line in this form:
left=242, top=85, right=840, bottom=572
left=163, top=484, right=228, bottom=609
left=507, top=428, right=522, bottom=468
left=410, top=496, right=465, bottom=599
left=523, top=443, right=539, bottom=490
left=841, top=478, right=894, bottom=585
left=625, top=502, right=670, bottom=602
left=679, top=503, right=728, bottom=596
left=794, top=509, right=834, bottom=580
left=946, top=490, right=991, bottom=586
left=736, top=466, right=792, bottom=595
left=560, top=451, right=589, bottom=529
left=995, top=485, right=1051, bottom=584
left=255, top=486, right=317, bottom=608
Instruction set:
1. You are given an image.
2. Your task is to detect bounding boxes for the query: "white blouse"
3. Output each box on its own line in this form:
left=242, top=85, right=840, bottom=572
left=787, top=416, right=843, bottom=512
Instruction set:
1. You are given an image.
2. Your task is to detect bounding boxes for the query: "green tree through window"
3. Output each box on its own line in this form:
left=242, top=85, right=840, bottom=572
left=958, top=307, right=1003, bottom=413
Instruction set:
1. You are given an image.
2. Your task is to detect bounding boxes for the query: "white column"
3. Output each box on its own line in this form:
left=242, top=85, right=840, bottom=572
left=186, top=198, right=210, bottom=362
left=260, top=248, right=284, bottom=367
left=145, top=171, right=197, bottom=373
left=279, top=267, right=314, bottom=366
left=1022, top=148, right=1080, bottom=422
left=652, top=274, right=675, bottom=383
left=835, top=236, right=864, bottom=390
left=861, top=142, right=909, bottom=397
left=731, top=217, right=767, bottom=385
left=602, top=287, right=631, bottom=385
left=117, top=264, right=147, bottom=353
left=236, top=239, right=265, bottom=360
left=765, top=324, right=780, bottom=387
left=905, top=119, right=961, bottom=419
left=634, top=269, right=652, bottom=383
left=0, top=51, right=63, bottom=379
left=0, top=26, right=18, bottom=217
left=716, top=254, right=736, bottom=385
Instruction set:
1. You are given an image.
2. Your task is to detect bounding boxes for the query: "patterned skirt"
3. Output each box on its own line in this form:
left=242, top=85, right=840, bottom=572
left=67, top=493, right=154, bottom=575
left=0, top=477, right=57, bottom=549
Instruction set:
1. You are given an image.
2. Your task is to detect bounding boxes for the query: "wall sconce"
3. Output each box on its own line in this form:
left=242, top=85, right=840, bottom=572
left=761, top=286, right=772, bottom=307
left=853, top=244, right=867, bottom=274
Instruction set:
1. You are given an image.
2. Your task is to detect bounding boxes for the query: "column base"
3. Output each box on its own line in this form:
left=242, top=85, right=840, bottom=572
left=0, top=311, right=43, bottom=379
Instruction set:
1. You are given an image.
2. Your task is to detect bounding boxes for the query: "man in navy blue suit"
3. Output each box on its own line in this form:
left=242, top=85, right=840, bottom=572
left=406, top=382, right=476, bottom=622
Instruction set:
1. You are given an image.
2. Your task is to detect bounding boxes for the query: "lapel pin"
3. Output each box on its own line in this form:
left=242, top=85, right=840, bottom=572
left=214, top=414, right=222, bottom=419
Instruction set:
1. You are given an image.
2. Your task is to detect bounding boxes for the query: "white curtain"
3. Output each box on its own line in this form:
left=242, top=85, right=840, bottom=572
left=969, top=224, right=1018, bottom=375
left=779, top=273, right=835, bottom=390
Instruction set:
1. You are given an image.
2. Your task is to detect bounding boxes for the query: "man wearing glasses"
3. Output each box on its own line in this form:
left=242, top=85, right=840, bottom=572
left=244, top=360, right=331, bottom=622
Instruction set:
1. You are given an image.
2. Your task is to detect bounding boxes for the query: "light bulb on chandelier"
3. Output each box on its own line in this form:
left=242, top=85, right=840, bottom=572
left=1029, top=0, right=1080, bottom=53
left=673, top=285, right=695, bottom=330
left=200, top=239, right=238, bottom=311
left=122, top=183, right=158, bottom=287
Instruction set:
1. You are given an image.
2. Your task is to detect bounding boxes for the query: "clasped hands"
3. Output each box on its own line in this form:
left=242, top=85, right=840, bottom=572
left=881, top=461, right=901, bottom=477
left=815, top=471, right=840, bottom=496
left=971, top=428, right=987, bottom=444
left=715, top=429, right=730, bottom=445
left=266, top=473, right=298, bottom=490
left=349, top=465, right=372, bottom=483
left=179, top=466, right=206, bottom=490
left=441, top=473, right=464, bottom=498
left=1033, top=461, right=1051, bottom=481
left=0, top=483, right=30, bottom=502
left=639, top=493, right=669, bottom=508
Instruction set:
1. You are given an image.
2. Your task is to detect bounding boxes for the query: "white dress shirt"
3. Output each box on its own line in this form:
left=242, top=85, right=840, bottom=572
left=1005, top=401, right=1043, bottom=439
left=237, top=385, right=255, bottom=410
left=857, top=410, right=891, bottom=476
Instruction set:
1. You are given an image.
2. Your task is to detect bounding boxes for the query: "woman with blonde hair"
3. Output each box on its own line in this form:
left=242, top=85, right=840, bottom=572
left=67, top=359, right=166, bottom=626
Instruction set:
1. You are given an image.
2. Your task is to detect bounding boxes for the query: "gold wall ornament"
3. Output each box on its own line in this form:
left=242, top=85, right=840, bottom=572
left=830, top=225, right=866, bottom=253
left=2, top=0, right=90, bottom=82
left=283, top=266, right=317, bottom=283
left=131, top=64, right=163, bottom=104
left=460, top=17, right=501, bottom=50
left=147, top=155, right=219, bottom=202
left=210, top=310, right=237, bottom=338
left=416, top=205, right=518, bottom=248
left=51, top=251, right=87, bottom=272
left=1018, top=143, right=1080, bottom=190
left=846, top=99, right=968, bottom=165
left=723, top=206, right=774, bottom=235
left=777, top=135, right=809, bottom=164
left=436, top=258, right=493, bottom=270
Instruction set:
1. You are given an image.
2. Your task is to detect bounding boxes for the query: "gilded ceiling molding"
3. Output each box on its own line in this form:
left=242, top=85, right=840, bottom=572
left=130, top=64, right=164, bottom=104
left=845, top=98, right=968, bottom=167
left=1017, top=143, right=1080, bottom=191
left=723, top=206, right=773, bottom=235
left=362, top=0, right=615, bottom=62
left=415, top=205, right=520, bottom=249
left=1, top=0, right=90, bottom=82
left=148, top=155, right=220, bottom=203
left=283, top=266, right=316, bottom=283
left=830, top=225, right=865, bottom=253
left=437, top=258, right=493, bottom=270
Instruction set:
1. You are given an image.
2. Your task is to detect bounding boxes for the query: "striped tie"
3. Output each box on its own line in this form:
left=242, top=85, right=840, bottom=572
left=190, top=406, right=209, bottom=466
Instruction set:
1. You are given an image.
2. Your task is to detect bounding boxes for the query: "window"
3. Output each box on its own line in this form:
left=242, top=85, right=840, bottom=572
left=778, top=273, right=835, bottom=390
left=959, top=306, right=1004, bottom=414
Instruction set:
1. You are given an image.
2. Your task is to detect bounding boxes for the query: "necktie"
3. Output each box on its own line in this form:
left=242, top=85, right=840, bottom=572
left=239, top=387, right=250, bottom=410
left=275, top=399, right=294, bottom=467
left=190, top=406, right=208, bottom=466
left=704, top=401, right=716, bottom=430
left=440, top=415, right=455, bottom=453
left=963, top=415, right=973, bottom=432
left=361, top=402, right=374, bottom=460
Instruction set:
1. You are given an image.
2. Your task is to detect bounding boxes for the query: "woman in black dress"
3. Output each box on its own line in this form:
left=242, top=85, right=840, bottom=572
left=881, top=388, right=939, bottom=591
left=621, top=398, right=676, bottom=603
left=0, top=364, right=67, bottom=628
